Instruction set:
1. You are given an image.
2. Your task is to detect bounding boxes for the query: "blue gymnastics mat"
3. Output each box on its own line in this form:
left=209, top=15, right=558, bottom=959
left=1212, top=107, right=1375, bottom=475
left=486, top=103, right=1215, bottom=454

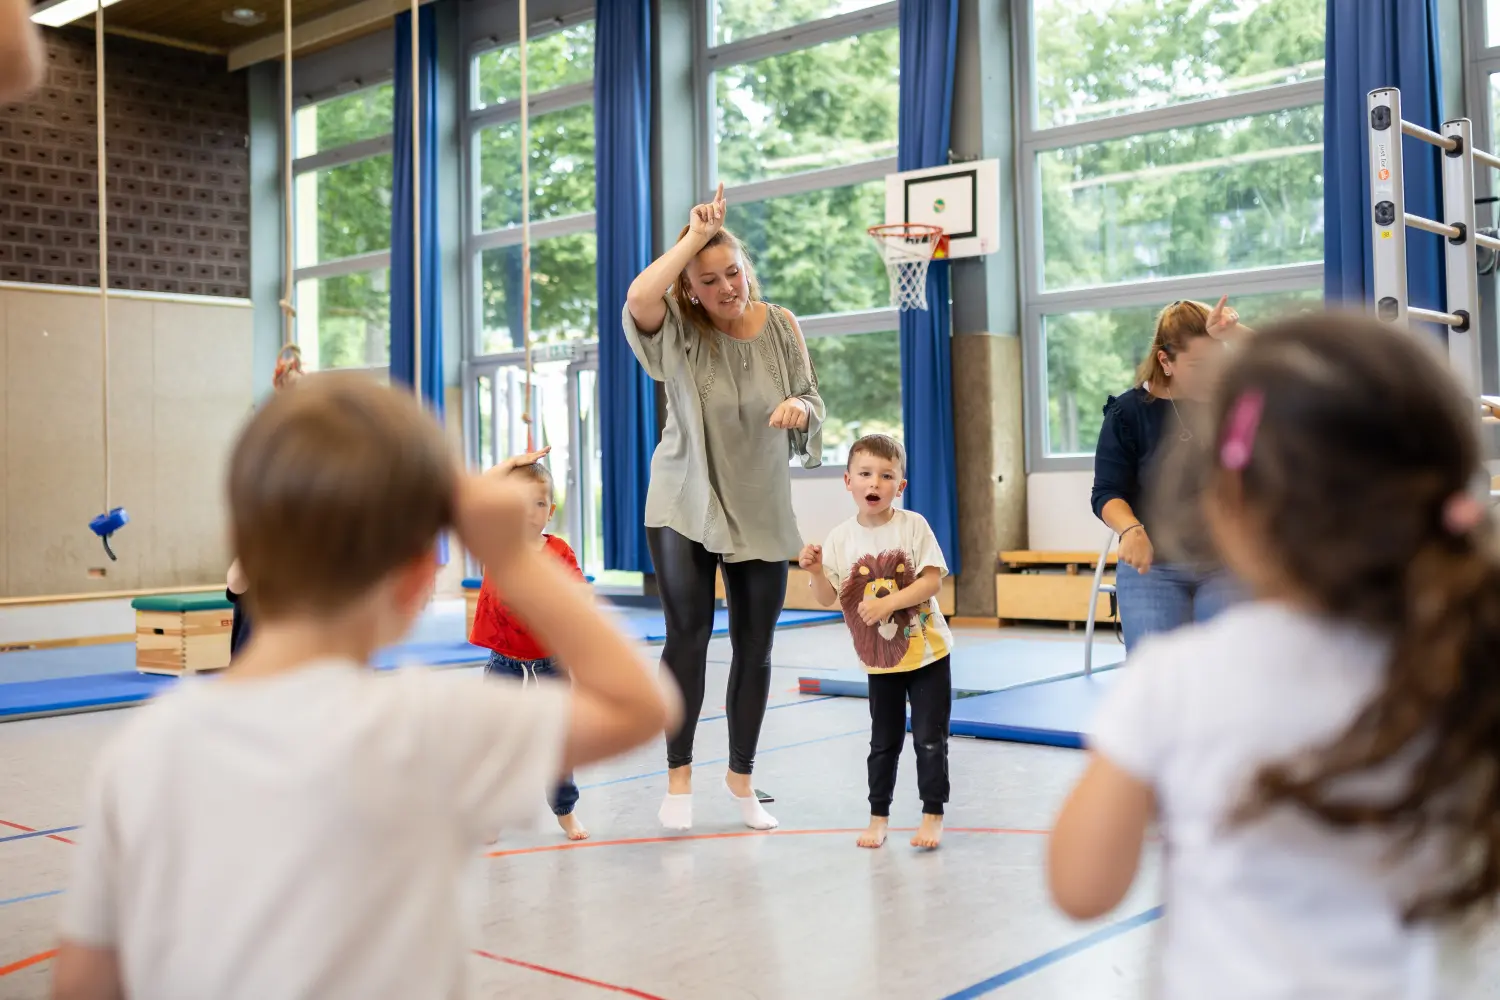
left=797, top=638, right=1125, bottom=698
left=948, top=670, right=1124, bottom=749
left=0, top=608, right=841, bottom=721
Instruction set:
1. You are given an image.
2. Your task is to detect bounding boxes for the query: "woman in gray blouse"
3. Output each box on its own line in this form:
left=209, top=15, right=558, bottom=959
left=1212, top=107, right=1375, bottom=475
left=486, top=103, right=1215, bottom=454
left=624, top=184, right=824, bottom=832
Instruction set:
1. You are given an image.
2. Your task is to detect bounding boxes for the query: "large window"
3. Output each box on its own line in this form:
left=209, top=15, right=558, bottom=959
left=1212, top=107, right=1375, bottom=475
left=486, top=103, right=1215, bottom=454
left=702, top=0, right=901, bottom=465
left=1019, top=0, right=1327, bottom=466
left=291, top=82, right=395, bottom=372
left=465, top=20, right=605, bottom=573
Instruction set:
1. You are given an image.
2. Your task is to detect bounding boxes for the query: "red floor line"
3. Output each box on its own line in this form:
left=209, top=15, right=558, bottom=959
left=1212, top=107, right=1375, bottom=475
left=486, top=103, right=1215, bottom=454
left=474, top=949, right=669, bottom=999
left=0, top=819, right=75, bottom=845
left=0, top=948, right=58, bottom=978
left=487, top=825, right=1048, bottom=858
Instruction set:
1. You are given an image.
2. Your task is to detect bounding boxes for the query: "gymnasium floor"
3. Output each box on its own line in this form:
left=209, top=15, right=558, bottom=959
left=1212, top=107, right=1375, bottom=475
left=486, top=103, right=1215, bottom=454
left=0, top=621, right=1327, bottom=998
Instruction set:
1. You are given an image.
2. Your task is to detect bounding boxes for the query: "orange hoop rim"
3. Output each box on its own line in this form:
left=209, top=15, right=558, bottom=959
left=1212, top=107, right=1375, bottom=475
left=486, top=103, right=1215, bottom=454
left=867, top=222, right=944, bottom=241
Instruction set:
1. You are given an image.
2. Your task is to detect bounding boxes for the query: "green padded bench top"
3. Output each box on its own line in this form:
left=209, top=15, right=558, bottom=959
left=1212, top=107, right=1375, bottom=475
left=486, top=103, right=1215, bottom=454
left=131, top=592, right=234, bottom=613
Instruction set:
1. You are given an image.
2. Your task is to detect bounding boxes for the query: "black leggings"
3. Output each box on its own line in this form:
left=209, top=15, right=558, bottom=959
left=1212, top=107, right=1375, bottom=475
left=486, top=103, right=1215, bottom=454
left=647, top=526, right=787, bottom=774
left=867, top=656, right=951, bottom=817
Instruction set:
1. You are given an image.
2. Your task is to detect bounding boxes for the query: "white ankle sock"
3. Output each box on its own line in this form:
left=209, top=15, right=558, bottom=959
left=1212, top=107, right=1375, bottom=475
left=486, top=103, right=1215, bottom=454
left=658, top=792, right=693, bottom=831
left=725, top=779, right=778, bottom=830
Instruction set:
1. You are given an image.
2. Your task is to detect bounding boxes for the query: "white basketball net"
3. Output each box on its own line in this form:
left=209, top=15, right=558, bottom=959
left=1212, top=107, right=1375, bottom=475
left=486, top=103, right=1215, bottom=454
left=868, top=226, right=941, bottom=311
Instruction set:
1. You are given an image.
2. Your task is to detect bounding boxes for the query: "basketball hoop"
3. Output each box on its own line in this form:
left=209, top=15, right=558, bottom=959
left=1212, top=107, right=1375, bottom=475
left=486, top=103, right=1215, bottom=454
left=867, top=223, right=946, bottom=311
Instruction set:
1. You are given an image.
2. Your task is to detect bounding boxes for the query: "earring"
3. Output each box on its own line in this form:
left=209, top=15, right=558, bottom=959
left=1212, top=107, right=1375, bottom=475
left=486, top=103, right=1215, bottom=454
left=691, top=297, right=699, bottom=304
left=1163, top=368, right=1172, bottom=377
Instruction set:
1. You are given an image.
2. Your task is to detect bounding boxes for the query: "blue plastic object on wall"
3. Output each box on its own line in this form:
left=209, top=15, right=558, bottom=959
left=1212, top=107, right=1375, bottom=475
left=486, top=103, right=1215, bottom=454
left=88, top=507, right=129, bottom=561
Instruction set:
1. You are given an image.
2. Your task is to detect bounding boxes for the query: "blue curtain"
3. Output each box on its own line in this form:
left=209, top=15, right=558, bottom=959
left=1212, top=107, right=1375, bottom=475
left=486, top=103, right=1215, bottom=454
left=595, top=0, right=657, bottom=573
left=1324, top=0, right=1444, bottom=315
left=391, top=6, right=444, bottom=413
left=897, top=0, right=960, bottom=574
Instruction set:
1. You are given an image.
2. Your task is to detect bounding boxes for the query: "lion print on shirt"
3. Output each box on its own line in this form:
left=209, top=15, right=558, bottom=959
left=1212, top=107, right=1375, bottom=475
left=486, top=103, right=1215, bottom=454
left=839, top=549, right=921, bottom=671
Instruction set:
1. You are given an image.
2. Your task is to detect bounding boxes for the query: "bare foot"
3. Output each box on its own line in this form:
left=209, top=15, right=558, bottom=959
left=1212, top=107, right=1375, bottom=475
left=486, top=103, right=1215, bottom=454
left=911, top=813, right=943, bottom=849
left=857, top=816, right=889, bottom=849
left=724, top=770, right=754, bottom=799
left=557, top=813, right=590, bottom=841
left=667, top=764, right=692, bottom=795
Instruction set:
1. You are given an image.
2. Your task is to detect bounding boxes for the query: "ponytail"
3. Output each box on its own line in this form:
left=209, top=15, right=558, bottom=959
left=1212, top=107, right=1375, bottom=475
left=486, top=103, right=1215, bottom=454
left=1245, top=525, right=1500, bottom=921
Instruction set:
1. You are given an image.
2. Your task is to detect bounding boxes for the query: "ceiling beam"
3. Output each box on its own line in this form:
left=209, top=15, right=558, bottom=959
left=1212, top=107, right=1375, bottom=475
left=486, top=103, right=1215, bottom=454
left=227, top=0, right=434, bottom=71
left=107, top=25, right=226, bottom=56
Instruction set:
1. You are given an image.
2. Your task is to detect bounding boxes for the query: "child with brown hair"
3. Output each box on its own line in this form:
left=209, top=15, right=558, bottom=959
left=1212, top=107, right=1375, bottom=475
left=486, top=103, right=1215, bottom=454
left=469, top=446, right=591, bottom=840
left=1052, top=312, right=1500, bottom=997
left=800, top=433, right=953, bottom=850
left=52, top=374, right=678, bottom=1000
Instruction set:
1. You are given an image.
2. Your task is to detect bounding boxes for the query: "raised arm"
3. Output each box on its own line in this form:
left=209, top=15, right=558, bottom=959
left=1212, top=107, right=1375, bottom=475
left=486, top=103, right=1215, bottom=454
left=0, top=0, right=44, bottom=102
left=1206, top=294, right=1253, bottom=343
left=625, top=183, right=725, bottom=334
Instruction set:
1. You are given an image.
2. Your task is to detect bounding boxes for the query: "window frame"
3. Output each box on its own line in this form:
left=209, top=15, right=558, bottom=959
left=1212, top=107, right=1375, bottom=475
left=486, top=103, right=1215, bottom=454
left=463, top=19, right=599, bottom=368
left=1013, top=0, right=1327, bottom=472
left=289, top=79, right=397, bottom=375
left=694, top=0, right=903, bottom=476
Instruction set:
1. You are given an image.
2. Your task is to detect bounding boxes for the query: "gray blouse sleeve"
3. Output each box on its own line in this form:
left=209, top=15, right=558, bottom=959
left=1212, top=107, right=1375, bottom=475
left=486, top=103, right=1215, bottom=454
left=781, top=310, right=824, bottom=469
left=621, top=294, right=687, bottom=382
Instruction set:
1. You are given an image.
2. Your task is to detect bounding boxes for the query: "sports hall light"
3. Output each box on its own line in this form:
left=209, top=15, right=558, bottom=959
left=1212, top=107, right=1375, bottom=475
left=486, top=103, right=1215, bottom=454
left=30, top=0, right=124, bottom=28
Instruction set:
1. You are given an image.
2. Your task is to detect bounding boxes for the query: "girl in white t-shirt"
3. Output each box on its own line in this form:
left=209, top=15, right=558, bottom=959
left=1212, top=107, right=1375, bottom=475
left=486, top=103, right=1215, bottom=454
left=1049, top=312, right=1500, bottom=999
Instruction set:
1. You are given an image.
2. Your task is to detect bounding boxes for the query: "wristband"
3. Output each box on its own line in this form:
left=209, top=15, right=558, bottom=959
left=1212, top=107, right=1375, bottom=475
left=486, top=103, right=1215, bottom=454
left=1120, top=523, right=1144, bottom=539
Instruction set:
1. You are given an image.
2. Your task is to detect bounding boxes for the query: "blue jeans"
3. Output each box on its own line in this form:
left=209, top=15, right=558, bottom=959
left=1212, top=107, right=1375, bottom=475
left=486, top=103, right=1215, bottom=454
left=484, top=651, right=579, bottom=817
left=1114, top=561, right=1239, bottom=653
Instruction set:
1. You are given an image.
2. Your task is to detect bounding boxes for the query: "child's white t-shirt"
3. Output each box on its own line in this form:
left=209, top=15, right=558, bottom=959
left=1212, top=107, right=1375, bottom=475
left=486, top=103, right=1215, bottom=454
left=820, top=508, right=953, bottom=673
left=59, top=660, right=570, bottom=1000
left=1091, top=601, right=1475, bottom=1000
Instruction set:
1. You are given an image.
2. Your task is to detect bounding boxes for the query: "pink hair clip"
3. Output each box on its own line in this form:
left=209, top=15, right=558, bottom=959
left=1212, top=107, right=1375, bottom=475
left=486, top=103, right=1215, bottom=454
left=1219, top=389, right=1265, bottom=471
left=1442, top=492, right=1485, bottom=535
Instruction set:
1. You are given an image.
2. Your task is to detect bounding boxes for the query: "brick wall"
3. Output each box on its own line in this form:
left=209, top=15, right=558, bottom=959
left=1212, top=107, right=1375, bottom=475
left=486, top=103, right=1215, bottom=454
left=0, top=28, right=250, bottom=298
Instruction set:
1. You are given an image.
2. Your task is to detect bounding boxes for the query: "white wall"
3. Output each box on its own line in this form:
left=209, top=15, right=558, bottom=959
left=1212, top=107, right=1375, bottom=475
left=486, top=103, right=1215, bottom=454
left=789, top=474, right=908, bottom=546
left=1027, top=470, right=1105, bottom=551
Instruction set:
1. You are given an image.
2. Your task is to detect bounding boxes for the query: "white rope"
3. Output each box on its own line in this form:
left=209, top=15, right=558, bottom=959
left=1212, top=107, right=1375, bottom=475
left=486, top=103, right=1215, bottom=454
left=519, top=0, right=533, bottom=447
left=410, top=0, right=421, bottom=401
left=96, top=0, right=110, bottom=511
left=279, top=0, right=296, bottom=347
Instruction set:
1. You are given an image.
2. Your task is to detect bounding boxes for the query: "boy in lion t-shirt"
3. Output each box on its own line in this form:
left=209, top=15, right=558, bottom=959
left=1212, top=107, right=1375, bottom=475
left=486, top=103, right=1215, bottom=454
left=800, top=433, right=954, bottom=851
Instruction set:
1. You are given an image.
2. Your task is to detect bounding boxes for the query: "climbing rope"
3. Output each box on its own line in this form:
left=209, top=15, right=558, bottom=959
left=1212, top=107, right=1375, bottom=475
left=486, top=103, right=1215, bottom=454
left=279, top=0, right=297, bottom=358
left=519, top=0, right=534, bottom=449
left=86, top=0, right=129, bottom=561
left=410, top=0, right=422, bottom=403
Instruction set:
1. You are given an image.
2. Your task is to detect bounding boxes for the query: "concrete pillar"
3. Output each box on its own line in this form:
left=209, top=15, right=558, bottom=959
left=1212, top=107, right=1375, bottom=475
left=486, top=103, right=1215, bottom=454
left=948, top=0, right=1024, bottom=617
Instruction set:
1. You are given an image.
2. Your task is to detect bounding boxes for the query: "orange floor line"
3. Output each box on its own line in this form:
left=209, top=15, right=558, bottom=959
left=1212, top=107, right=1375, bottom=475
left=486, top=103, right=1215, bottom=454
left=0, top=948, right=58, bottom=978
left=488, top=825, right=1048, bottom=858
left=474, top=949, right=669, bottom=998
left=0, top=819, right=75, bottom=845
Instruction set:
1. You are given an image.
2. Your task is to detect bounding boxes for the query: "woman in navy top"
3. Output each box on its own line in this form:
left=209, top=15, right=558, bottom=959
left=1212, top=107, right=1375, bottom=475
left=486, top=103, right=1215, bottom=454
left=1091, top=296, right=1248, bottom=651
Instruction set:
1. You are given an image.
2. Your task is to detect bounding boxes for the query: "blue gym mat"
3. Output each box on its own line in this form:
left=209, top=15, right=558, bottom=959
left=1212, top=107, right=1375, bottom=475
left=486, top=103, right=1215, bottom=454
left=948, top=670, right=1124, bottom=749
left=797, top=638, right=1125, bottom=698
left=0, top=606, right=842, bottom=721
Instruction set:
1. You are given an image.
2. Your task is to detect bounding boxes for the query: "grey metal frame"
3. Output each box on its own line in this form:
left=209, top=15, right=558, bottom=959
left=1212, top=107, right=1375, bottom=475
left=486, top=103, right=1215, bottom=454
left=1011, top=0, right=1328, bottom=473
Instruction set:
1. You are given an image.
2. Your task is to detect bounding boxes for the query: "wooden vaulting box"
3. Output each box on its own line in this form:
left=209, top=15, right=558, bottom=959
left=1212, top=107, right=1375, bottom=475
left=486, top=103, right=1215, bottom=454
left=994, top=550, right=1117, bottom=627
left=131, top=592, right=235, bottom=675
left=463, top=578, right=483, bottom=637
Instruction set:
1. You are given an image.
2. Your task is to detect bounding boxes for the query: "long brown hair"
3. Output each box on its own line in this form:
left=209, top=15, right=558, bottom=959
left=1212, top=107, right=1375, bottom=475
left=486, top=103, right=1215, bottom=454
left=1200, top=311, right=1500, bottom=921
left=1136, top=299, right=1212, bottom=397
left=671, top=224, right=763, bottom=336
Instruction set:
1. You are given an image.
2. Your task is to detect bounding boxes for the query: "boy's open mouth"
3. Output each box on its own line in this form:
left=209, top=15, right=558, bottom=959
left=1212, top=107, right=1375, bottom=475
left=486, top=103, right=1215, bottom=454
left=865, top=492, right=881, bottom=504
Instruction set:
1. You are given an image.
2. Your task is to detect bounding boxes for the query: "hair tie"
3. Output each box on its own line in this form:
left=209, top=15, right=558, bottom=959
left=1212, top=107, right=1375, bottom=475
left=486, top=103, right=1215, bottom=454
left=1442, top=492, right=1485, bottom=535
left=1219, top=389, right=1265, bottom=471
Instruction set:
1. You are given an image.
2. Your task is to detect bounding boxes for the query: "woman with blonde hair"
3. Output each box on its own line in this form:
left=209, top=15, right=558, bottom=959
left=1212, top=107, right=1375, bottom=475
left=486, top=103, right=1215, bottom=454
left=1091, top=296, right=1249, bottom=651
left=624, top=184, right=823, bottom=832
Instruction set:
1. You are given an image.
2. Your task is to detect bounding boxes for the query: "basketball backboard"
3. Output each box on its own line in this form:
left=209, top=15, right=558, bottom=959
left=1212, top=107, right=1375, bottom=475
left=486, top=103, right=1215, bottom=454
left=883, top=159, right=1001, bottom=260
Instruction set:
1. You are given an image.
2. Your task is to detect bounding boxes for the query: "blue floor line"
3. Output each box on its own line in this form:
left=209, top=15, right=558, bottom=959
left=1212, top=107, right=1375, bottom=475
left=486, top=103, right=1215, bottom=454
left=697, top=695, right=835, bottom=723
left=578, top=727, right=867, bottom=790
left=940, top=906, right=1163, bottom=999
left=0, top=825, right=80, bottom=844
left=0, top=889, right=64, bottom=908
